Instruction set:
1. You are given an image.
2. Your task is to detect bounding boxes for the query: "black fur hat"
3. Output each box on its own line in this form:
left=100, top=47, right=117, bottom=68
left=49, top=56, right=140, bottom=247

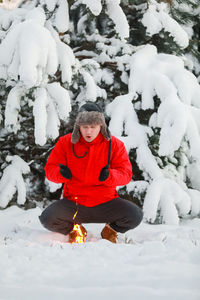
left=71, top=102, right=110, bottom=143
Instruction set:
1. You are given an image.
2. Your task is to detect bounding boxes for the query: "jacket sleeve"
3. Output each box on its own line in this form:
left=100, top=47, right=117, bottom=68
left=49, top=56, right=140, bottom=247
left=103, top=138, right=132, bottom=186
left=45, top=137, right=69, bottom=183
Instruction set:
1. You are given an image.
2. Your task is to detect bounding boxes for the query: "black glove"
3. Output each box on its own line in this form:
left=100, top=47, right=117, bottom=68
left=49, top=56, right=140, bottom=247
left=59, top=164, right=72, bottom=180
left=99, top=165, right=109, bottom=181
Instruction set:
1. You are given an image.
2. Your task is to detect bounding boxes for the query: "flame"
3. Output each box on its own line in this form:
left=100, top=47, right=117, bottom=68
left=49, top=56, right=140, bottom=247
left=74, top=224, right=85, bottom=243
left=70, top=224, right=86, bottom=244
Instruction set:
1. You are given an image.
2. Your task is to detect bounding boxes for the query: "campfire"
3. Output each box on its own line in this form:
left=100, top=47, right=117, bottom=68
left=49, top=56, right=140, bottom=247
left=69, top=224, right=87, bottom=244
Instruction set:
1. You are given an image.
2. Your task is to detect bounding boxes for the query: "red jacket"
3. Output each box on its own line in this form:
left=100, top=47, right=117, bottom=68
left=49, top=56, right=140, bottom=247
left=45, top=133, right=132, bottom=207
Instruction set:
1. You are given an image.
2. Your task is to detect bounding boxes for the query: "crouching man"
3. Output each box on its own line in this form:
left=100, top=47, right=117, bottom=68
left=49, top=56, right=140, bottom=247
left=39, top=102, right=143, bottom=243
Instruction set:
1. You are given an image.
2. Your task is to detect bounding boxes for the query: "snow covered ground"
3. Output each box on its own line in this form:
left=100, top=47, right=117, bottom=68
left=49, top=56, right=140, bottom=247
left=0, top=206, right=200, bottom=300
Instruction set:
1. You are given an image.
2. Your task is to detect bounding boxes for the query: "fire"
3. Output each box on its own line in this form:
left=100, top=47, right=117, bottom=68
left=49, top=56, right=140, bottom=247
left=69, top=224, right=87, bottom=244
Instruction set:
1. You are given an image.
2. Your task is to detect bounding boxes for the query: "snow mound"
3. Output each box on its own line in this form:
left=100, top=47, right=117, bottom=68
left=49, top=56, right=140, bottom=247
left=0, top=206, right=199, bottom=300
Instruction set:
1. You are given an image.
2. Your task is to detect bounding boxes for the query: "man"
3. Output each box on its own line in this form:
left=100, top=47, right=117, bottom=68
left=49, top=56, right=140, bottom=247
left=39, top=102, right=143, bottom=243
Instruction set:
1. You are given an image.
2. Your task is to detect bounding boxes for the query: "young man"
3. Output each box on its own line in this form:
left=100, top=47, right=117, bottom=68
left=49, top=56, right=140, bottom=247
left=39, top=102, right=143, bottom=243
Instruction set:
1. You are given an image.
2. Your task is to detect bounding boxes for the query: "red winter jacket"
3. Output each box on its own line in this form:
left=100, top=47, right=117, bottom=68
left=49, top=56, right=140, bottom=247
left=45, top=133, right=132, bottom=207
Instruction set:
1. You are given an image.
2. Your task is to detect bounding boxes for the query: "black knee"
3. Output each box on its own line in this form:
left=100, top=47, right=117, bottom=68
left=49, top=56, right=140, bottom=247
left=110, top=202, right=143, bottom=233
left=39, top=207, right=73, bottom=235
left=128, top=204, right=143, bottom=229
left=39, top=210, right=53, bottom=231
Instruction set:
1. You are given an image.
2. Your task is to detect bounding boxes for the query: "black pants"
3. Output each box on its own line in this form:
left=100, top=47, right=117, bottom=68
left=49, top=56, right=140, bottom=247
left=39, top=197, right=143, bottom=235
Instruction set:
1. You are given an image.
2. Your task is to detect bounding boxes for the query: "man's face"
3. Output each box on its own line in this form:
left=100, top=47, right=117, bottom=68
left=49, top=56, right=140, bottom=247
left=80, top=124, right=101, bottom=142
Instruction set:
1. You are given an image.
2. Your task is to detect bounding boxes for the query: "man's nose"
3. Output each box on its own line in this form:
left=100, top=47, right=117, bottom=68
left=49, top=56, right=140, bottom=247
left=86, top=128, right=92, bottom=135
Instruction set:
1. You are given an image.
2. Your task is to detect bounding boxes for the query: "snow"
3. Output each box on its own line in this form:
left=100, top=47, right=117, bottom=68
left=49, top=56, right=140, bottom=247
left=81, top=0, right=102, bottom=16
left=105, top=0, right=129, bottom=40
left=33, top=88, right=48, bottom=146
left=39, top=0, right=69, bottom=32
left=188, top=189, right=200, bottom=216
left=78, top=0, right=129, bottom=39
left=187, top=163, right=200, bottom=190
left=128, top=45, right=200, bottom=158
left=0, top=7, right=58, bottom=88
left=45, top=179, right=62, bottom=193
left=41, top=0, right=57, bottom=12
left=106, top=94, right=153, bottom=150
left=0, top=0, right=200, bottom=238
left=0, top=2, right=200, bottom=296
left=77, top=14, right=88, bottom=34
left=0, top=6, right=26, bottom=31
left=33, top=83, right=71, bottom=146
left=46, top=23, right=75, bottom=84
left=104, top=44, right=200, bottom=223
left=4, top=85, right=23, bottom=133
left=81, top=70, right=97, bottom=102
left=143, top=177, right=191, bottom=225
left=0, top=156, right=30, bottom=208
left=136, top=145, right=163, bottom=180
left=142, top=1, right=189, bottom=49
left=46, top=82, right=71, bottom=121
left=0, top=206, right=200, bottom=300
left=53, top=0, right=69, bottom=33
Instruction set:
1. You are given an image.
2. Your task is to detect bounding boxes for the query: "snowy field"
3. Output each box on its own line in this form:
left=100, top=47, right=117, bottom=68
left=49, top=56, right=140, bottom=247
left=0, top=206, right=200, bottom=300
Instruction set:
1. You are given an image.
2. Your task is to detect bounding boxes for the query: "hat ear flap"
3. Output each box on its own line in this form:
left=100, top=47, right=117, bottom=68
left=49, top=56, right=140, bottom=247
left=71, top=124, right=80, bottom=143
left=101, top=123, right=110, bottom=141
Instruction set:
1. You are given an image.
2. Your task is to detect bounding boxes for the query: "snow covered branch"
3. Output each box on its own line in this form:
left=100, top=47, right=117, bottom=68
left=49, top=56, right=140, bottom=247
left=107, top=44, right=200, bottom=224
left=106, top=93, right=152, bottom=150
left=4, top=83, right=71, bottom=146
left=0, top=155, right=30, bottom=208
left=0, top=7, right=58, bottom=87
left=1, top=6, right=73, bottom=146
left=76, top=0, right=129, bottom=40
left=142, top=0, right=189, bottom=49
left=143, top=177, right=191, bottom=224
left=129, top=45, right=200, bottom=157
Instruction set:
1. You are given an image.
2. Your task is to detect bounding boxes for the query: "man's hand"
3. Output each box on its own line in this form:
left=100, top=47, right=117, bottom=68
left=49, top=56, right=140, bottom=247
left=59, top=164, right=72, bottom=180
left=99, top=165, right=109, bottom=181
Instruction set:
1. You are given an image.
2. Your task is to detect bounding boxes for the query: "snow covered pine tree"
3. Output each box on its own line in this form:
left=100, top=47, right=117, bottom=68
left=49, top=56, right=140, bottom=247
left=0, top=0, right=200, bottom=224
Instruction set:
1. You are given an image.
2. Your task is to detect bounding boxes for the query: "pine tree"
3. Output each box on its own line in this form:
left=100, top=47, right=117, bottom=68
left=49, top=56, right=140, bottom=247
left=0, top=0, right=200, bottom=224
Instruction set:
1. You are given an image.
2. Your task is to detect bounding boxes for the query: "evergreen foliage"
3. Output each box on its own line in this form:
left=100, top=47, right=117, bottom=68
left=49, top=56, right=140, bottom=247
left=0, top=0, right=200, bottom=223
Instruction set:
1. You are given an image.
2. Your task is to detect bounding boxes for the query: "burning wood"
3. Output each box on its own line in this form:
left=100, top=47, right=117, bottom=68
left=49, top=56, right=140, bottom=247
left=69, top=224, right=87, bottom=244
